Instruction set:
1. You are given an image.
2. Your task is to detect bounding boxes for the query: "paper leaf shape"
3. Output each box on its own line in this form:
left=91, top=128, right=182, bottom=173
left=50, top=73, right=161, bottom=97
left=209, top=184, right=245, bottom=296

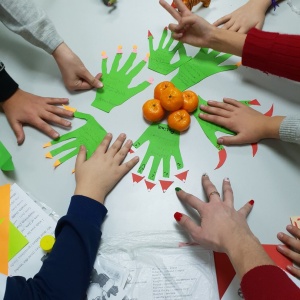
left=0, top=142, right=14, bottom=171
left=92, top=45, right=152, bottom=113
left=148, top=27, right=191, bottom=75
left=133, top=123, right=184, bottom=181
left=44, top=111, right=107, bottom=168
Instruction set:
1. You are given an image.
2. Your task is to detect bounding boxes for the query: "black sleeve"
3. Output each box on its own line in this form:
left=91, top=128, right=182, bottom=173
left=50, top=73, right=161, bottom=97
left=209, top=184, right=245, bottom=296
left=0, top=62, right=19, bottom=102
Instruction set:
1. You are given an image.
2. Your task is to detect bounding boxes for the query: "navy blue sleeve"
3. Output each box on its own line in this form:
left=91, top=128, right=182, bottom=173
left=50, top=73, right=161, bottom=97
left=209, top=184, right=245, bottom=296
left=5, top=195, right=107, bottom=300
left=0, top=63, right=19, bottom=102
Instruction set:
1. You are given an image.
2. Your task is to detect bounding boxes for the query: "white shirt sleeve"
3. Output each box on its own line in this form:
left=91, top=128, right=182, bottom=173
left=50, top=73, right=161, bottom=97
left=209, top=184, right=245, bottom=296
left=0, top=0, right=63, bottom=54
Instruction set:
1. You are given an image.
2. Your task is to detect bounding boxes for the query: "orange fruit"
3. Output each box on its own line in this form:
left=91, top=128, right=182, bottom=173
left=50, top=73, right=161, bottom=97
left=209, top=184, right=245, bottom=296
left=154, top=81, right=175, bottom=100
left=160, top=86, right=184, bottom=111
left=142, top=99, right=165, bottom=122
left=167, top=109, right=191, bottom=132
left=182, top=90, right=198, bottom=112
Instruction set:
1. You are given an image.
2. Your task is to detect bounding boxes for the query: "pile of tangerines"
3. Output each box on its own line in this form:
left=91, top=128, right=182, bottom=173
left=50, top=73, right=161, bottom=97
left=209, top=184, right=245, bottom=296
left=142, top=81, right=198, bottom=132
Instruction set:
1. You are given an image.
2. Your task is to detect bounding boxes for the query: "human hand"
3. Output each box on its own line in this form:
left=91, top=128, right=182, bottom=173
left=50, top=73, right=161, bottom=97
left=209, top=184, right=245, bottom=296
left=213, top=1, right=268, bottom=33
left=0, top=89, right=73, bottom=145
left=52, top=42, right=103, bottom=91
left=159, top=0, right=215, bottom=48
left=277, top=225, right=300, bottom=278
left=199, top=98, right=284, bottom=145
left=174, top=174, right=255, bottom=253
left=74, top=133, right=139, bottom=204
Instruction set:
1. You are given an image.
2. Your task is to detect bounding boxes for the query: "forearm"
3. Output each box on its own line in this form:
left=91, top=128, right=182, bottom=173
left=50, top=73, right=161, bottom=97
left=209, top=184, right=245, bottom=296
left=248, top=0, right=271, bottom=12
left=0, top=0, right=63, bottom=54
left=5, top=195, right=107, bottom=300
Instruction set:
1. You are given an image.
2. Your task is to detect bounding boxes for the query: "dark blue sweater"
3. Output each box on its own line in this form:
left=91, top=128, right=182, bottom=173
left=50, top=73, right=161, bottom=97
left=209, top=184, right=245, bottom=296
left=4, top=195, right=107, bottom=300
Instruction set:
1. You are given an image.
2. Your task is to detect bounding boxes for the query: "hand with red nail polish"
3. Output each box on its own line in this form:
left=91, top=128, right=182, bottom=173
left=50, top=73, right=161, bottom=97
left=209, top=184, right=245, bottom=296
left=277, top=225, right=300, bottom=279
left=174, top=175, right=275, bottom=280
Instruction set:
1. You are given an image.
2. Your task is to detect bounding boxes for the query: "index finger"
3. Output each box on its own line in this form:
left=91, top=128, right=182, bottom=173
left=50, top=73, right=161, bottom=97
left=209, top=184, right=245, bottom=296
left=159, top=0, right=181, bottom=21
left=176, top=188, right=204, bottom=212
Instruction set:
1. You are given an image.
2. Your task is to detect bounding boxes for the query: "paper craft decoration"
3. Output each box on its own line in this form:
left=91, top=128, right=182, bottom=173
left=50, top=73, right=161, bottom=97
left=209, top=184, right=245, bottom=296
left=171, top=48, right=238, bottom=91
left=8, top=222, right=29, bottom=260
left=44, top=110, right=107, bottom=168
left=290, top=216, right=300, bottom=228
left=92, top=45, right=153, bottom=113
left=147, top=27, right=191, bottom=75
left=172, top=0, right=211, bottom=9
left=131, top=123, right=184, bottom=192
left=193, top=96, right=263, bottom=169
left=0, top=184, right=10, bottom=275
left=0, top=141, right=14, bottom=171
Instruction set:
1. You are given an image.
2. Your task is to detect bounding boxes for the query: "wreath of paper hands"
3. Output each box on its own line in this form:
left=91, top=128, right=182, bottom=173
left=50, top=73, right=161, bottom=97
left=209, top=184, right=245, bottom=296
left=44, top=27, right=274, bottom=192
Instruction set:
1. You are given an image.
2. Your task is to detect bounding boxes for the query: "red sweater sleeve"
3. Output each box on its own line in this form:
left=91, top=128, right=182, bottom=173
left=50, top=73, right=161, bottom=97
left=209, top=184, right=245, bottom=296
left=242, top=28, right=300, bottom=82
left=241, top=265, right=300, bottom=299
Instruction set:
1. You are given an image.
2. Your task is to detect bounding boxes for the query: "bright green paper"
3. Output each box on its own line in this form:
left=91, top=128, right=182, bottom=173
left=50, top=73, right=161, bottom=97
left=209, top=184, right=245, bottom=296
left=171, top=48, right=238, bottom=91
left=148, top=27, right=191, bottom=75
left=0, top=142, right=14, bottom=171
left=92, top=47, right=152, bottom=113
left=133, top=123, right=183, bottom=181
left=193, top=96, right=253, bottom=150
left=45, top=111, right=107, bottom=166
left=9, top=221, right=28, bottom=260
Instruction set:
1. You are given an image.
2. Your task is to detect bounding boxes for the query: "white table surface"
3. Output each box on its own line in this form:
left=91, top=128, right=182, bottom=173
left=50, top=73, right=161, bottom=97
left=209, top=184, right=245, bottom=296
left=0, top=0, right=300, bottom=247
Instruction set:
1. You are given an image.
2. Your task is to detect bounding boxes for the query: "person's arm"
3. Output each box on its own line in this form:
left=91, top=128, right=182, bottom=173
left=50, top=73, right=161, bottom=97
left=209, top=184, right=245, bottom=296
left=3, top=133, right=139, bottom=299
left=173, top=174, right=300, bottom=298
left=213, top=0, right=271, bottom=33
left=0, top=0, right=102, bottom=90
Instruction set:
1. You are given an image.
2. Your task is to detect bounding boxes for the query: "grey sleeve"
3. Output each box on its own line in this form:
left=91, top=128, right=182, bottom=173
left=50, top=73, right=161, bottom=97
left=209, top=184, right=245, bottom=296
left=0, top=0, right=63, bottom=54
left=279, top=116, right=300, bottom=144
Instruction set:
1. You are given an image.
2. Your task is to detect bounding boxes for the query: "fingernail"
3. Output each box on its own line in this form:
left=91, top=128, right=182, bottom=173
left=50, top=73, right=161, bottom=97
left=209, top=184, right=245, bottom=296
left=277, top=232, right=283, bottom=238
left=224, top=177, right=230, bottom=182
left=248, top=200, right=254, bottom=206
left=287, top=225, right=292, bottom=230
left=53, top=132, right=59, bottom=139
left=80, top=145, right=85, bottom=151
left=65, top=121, right=71, bottom=126
left=96, top=81, right=103, bottom=88
left=175, top=187, right=181, bottom=192
left=277, top=245, right=284, bottom=251
left=218, top=138, right=224, bottom=144
left=287, top=265, right=293, bottom=271
left=202, top=173, right=209, bottom=177
left=174, top=212, right=182, bottom=222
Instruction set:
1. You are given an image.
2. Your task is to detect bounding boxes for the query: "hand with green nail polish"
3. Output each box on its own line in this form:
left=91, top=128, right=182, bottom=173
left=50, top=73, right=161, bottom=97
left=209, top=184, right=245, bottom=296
left=0, top=141, right=14, bottom=171
left=148, top=27, right=191, bottom=75
left=92, top=47, right=152, bottom=113
left=133, top=123, right=183, bottom=181
left=171, top=48, right=237, bottom=91
left=44, top=111, right=107, bottom=167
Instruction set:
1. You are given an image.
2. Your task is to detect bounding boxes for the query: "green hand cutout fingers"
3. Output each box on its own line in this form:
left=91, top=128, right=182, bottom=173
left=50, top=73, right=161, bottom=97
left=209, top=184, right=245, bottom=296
left=133, top=123, right=183, bottom=181
left=92, top=45, right=153, bottom=113
left=44, top=111, right=107, bottom=168
left=148, top=27, right=191, bottom=75
left=0, top=141, right=14, bottom=171
left=171, top=48, right=238, bottom=91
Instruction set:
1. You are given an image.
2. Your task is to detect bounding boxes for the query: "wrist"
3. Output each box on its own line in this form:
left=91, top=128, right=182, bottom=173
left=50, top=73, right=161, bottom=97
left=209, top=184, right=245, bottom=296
left=262, top=116, right=285, bottom=139
left=74, top=185, right=105, bottom=204
left=248, top=0, right=271, bottom=12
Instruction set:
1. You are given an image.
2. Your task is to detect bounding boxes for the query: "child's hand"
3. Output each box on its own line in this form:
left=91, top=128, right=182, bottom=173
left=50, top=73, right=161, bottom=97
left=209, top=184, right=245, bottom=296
left=277, top=225, right=300, bottom=279
left=199, top=98, right=284, bottom=145
left=213, top=1, right=268, bottom=33
left=74, top=133, right=139, bottom=204
left=0, top=89, right=73, bottom=145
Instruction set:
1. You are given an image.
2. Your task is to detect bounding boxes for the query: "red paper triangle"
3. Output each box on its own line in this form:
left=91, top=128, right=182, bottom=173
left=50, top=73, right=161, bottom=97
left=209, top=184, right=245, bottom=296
left=215, top=149, right=227, bottom=170
left=249, top=99, right=260, bottom=106
left=144, top=180, right=156, bottom=191
left=132, top=173, right=144, bottom=183
left=251, top=143, right=258, bottom=157
left=264, top=104, right=274, bottom=117
left=159, top=180, right=174, bottom=192
left=175, top=170, right=189, bottom=182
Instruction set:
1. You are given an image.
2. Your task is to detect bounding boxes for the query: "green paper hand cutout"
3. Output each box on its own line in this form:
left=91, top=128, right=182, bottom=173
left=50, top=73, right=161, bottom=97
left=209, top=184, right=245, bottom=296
left=0, top=141, right=14, bottom=171
left=92, top=46, right=153, bottom=113
left=171, top=48, right=238, bottom=91
left=133, top=123, right=183, bottom=181
left=148, top=27, right=191, bottom=75
left=44, top=111, right=107, bottom=167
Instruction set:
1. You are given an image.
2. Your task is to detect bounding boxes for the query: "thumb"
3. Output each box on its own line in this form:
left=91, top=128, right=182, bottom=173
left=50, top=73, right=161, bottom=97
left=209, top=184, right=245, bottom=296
left=11, top=121, right=25, bottom=145
left=217, top=135, right=244, bottom=146
left=75, top=145, right=87, bottom=169
left=81, top=70, right=103, bottom=89
left=238, top=200, right=254, bottom=218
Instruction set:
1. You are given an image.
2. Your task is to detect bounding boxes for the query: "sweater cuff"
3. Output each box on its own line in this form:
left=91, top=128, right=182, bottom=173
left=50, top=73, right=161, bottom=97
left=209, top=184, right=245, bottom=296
left=279, top=116, right=300, bottom=144
left=67, top=195, right=108, bottom=229
left=0, top=68, right=19, bottom=102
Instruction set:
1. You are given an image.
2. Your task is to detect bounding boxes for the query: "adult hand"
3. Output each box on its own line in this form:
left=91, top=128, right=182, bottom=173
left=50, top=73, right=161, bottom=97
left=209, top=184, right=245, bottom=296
left=159, top=0, right=214, bottom=48
left=74, top=133, right=139, bottom=204
left=213, top=1, right=267, bottom=33
left=0, top=89, right=73, bottom=145
left=52, top=42, right=103, bottom=91
left=277, top=225, right=300, bottom=278
left=199, top=98, right=284, bottom=145
left=174, top=174, right=254, bottom=253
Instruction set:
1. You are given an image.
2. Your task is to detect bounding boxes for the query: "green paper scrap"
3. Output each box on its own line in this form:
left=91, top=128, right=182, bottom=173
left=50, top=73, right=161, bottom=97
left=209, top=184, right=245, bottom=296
left=0, top=141, right=14, bottom=171
left=45, top=111, right=107, bottom=166
left=92, top=47, right=152, bottom=113
left=148, top=27, right=191, bottom=75
left=9, top=221, right=28, bottom=260
left=171, top=48, right=238, bottom=91
left=133, top=123, right=183, bottom=181
left=193, top=96, right=253, bottom=150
